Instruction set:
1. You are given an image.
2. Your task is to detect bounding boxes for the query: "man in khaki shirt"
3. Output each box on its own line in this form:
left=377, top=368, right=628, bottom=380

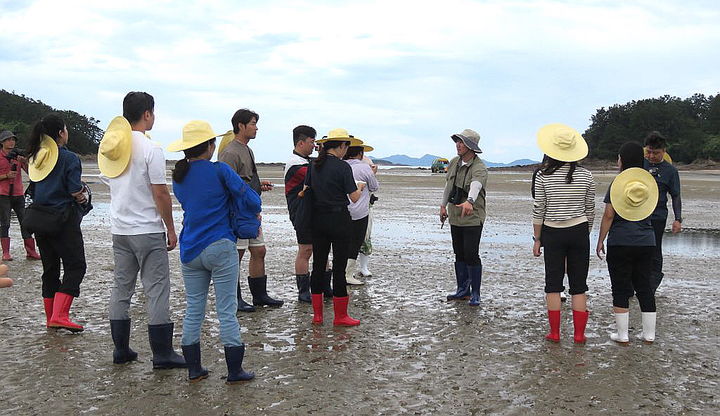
left=219, top=109, right=283, bottom=310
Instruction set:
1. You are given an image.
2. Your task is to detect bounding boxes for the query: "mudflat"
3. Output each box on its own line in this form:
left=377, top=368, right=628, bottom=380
left=0, top=164, right=718, bottom=415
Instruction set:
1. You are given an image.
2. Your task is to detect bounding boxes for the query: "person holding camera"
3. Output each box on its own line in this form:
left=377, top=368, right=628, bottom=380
left=0, top=130, right=41, bottom=260
left=440, top=129, right=488, bottom=306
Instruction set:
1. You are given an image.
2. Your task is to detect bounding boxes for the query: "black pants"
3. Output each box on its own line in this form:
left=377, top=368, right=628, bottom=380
left=542, top=223, right=589, bottom=295
left=0, top=195, right=31, bottom=239
left=310, top=209, right=351, bottom=297
left=35, top=209, right=86, bottom=298
left=347, top=215, right=369, bottom=261
left=649, top=219, right=666, bottom=292
left=450, top=224, right=483, bottom=266
left=607, top=245, right=656, bottom=311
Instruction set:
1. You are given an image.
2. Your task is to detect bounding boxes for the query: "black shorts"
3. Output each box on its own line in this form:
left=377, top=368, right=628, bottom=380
left=295, top=228, right=313, bottom=245
left=542, top=222, right=589, bottom=295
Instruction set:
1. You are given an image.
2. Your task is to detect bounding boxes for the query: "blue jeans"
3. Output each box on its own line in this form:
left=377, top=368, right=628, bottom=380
left=181, top=239, right=242, bottom=347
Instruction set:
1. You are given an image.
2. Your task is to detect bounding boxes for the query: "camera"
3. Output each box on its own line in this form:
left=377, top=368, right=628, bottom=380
left=4, top=148, right=26, bottom=161
left=447, top=186, right=467, bottom=205
left=369, top=194, right=379, bottom=205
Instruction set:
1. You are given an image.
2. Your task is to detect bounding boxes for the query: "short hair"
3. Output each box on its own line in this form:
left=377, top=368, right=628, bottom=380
left=293, top=125, right=316, bottom=146
left=231, top=109, right=259, bottom=134
left=344, top=146, right=364, bottom=159
left=644, top=131, right=668, bottom=150
left=619, top=141, right=645, bottom=170
left=122, top=91, right=154, bottom=123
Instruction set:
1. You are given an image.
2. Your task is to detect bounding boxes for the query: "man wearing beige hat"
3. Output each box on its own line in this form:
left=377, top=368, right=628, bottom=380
left=99, top=92, right=185, bottom=369
left=219, top=108, right=283, bottom=310
left=440, top=129, right=488, bottom=306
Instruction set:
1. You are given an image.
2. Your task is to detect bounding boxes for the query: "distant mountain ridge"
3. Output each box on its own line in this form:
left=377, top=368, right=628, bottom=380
left=371, top=154, right=538, bottom=168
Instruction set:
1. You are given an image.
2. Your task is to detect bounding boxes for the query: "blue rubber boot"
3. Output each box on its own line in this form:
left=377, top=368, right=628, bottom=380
left=148, top=323, right=187, bottom=369
left=468, top=264, right=482, bottom=306
left=110, top=319, right=138, bottom=364
left=446, top=261, right=470, bottom=301
left=225, top=344, right=255, bottom=384
left=181, top=343, right=209, bottom=382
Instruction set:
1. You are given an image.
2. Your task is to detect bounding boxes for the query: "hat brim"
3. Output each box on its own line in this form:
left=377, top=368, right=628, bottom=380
left=451, top=134, right=482, bottom=153
left=537, top=123, right=588, bottom=162
left=610, top=167, right=659, bottom=221
left=28, top=136, right=59, bottom=182
left=98, top=116, right=133, bottom=178
left=167, top=134, right=219, bottom=152
left=217, top=130, right=234, bottom=156
left=316, top=137, right=352, bottom=144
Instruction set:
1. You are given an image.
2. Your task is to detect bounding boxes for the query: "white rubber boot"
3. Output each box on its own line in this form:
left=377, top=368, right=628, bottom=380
left=358, top=253, right=372, bottom=277
left=638, top=312, right=656, bottom=344
left=345, top=259, right=364, bottom=285
left=610, top=312, right=630, bottom=345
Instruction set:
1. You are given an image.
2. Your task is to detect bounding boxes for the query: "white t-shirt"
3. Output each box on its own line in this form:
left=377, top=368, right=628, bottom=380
left=106, top=131, right=167, bottom=235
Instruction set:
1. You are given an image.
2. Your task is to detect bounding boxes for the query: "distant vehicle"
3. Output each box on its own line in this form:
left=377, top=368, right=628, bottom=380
left=431, top=158, right=449, bottom=173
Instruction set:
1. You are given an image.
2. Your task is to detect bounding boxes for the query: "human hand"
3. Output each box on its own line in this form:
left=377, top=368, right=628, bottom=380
left=596, top=242, right=605, bottom=260
left=533, top=240, right=542, bottom=257
left=6, top=171, right=17, bottom=179
left=72, top=190, right=87, bottom=204
left=356, top=181, right=366, bottom=191
left=456, top=201, right=473, bottom=217
left=672, top=220, right=682, bottom=234
left=261, top=180, right=274, bottom=192
left=166, top=230, right=178, bottom=251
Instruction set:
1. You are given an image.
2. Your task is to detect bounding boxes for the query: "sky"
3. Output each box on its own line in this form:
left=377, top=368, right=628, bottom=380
left=1, top=0, right=719, bottom=163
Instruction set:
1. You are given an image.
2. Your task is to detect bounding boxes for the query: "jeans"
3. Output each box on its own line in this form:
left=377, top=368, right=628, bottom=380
left=181, top=239, right=242, bottom=347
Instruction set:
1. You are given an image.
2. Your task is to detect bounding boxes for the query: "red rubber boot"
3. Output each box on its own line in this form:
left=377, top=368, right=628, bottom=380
left=1, top=237, right=12, bottom=261
left=43, top=298, right=54, bottom=328
left=332, top=296, right=360, bottom=327
left=48, top=292, right=84, bottom=332
left=24, top=238, right=41, bottom=260
left=311, top=294, right=324, bottom=324
left=572, top=310, right=589, bottom=344
left=546, top=310, right=560, bottom=342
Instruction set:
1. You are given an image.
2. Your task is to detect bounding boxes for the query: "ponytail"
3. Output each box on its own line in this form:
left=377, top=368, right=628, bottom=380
left=313, top=140, right=346, bottom=170
left=28, top=113, right=65, bottom=159
left=171, top=138, right=215, bottom=183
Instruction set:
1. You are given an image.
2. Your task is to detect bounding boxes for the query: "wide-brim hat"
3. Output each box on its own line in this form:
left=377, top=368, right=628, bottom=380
left=29, top=135, right=59, bottom=181
left=537, top=123, right=588, bottom=162
left=610, top=167, right=659, bottom=221
left=98, top=116, right=133, bottom=178
left=348, top=137, right=374, bottom=152
left=317, top=128, right=353, bottom=144
left=217, top=130, right=234, bottom=155
left=167, top=120, right=220, bottom=152
left=0, top=130, right=17, bottom=142
left=451, top=129, right=482, bottom=153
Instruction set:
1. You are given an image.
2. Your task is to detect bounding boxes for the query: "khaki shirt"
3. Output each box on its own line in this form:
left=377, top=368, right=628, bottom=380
left=445, top=155, right=488, bottom=226
left=218, top=139, right=262, bottom=195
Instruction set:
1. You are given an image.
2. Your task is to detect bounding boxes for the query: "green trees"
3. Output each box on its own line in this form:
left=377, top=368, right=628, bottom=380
left=0, top=90, right=101, bottom=155
left=584, top=94, right=720, bottom=163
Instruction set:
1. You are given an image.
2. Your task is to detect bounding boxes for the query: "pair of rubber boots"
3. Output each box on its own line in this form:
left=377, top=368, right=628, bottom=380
left=181, top=343, right=254, bottom=384
left=546, top=310, right=589, bottom=344
left=311, top=294, right=360, bottom=326
left=2, top=237, right=41, bottom=261
left=110, top=320, right=187, bottom=368
left=237, top=275, right=284, bottom=312
left=43, top=292, right=84, bottom=332
left=610, top=312, right=657, bottom=345
left=446, top=261, right=482, bottom=306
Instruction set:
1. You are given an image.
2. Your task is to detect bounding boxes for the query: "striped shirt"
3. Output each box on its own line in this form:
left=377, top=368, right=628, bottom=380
left=532, top=165, right=595, bottom=229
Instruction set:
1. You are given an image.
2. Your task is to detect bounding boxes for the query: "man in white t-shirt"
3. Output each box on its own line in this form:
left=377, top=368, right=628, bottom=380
left=99, top=92, right=185, bottom=369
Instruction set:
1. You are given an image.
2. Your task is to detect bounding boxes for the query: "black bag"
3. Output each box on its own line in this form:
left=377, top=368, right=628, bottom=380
left=23, top=203, right=70, bottom=235
left=292, top=164, right=314, bottom=232
left=447, top=164, right=469, bottom=205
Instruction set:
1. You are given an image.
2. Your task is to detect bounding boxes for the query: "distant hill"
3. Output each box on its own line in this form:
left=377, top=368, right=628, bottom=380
left=372, top=154, right=538, bottom=168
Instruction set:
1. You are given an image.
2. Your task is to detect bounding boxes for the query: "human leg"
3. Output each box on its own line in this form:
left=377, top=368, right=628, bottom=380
left=607, top=246, right=633, bottom=344
left=649, top=219, right=666, bottom=294
left=109, top=234, right=140, bottom=363
left=48, top=216, right=86, bottom=331
left=0, top=196, right=12, bottom=260
left=447, top=225, right=470, bottom=300
left=12, top=196, right=40, bottom=259
left=461, top=224, right=483, bottom=306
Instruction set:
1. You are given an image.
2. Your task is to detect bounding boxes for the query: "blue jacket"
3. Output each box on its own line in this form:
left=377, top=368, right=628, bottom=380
left=644, top=159, right=681, bottom=222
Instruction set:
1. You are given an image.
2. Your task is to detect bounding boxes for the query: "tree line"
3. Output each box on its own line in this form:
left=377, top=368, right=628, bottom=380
left=0, top=89, right=101, bottom=155
left=584, top=93, right=720, bottom=163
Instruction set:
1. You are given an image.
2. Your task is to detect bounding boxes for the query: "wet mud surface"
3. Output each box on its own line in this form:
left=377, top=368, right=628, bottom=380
left=1, top=166, right=719, bottom=415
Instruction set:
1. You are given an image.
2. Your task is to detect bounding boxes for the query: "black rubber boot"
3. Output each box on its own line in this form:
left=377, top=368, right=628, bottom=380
left=110, top=319, right=138, bottom=364
left=237, top=284, right=256, bottom=312
left=248, top=275, right=284, bottom=307
left=322, top=270, right=333, bottom=300
left=148, top=323, right=187, bottom=369
left=296, top=274, right=312, bottom=303
left=181, top=343, right=209, bottom=382
left=468, top=264, right=482, bottom=306
left=224, top=344, right=255, bottom=384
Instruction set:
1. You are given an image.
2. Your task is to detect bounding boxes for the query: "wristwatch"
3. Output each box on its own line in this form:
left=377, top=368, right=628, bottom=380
left=466, top=197, right=475, bottom=204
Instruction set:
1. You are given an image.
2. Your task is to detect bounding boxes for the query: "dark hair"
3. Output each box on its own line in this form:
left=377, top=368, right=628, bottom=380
left=644, top=131, right=667, bottom=150
left=314, top=140, right=346, bottom=170
left=172, top=138, right=216, bottom=183
left=618, top=141, right=644, bottom=171
left=123, top=91, right=155, bottom=123
left=541, top=155, right=577, bottom=184
left=344, top=146, right=364, bottom=160
left=231, top=109, right=259, bottom=134
left=27, top=113, right=65, bottom=159
left=293, top=125, right=316, bottom=146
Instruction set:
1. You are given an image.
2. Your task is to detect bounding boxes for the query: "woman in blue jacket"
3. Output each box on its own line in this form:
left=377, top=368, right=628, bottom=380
left=169, top=120, right=261, bottom=383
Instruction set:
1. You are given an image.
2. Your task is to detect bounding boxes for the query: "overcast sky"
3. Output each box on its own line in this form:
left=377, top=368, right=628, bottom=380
left=1, top=0, right=719, bottom=162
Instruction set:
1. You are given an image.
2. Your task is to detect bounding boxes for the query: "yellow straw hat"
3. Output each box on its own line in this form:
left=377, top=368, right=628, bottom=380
left=167, top=120, right=219, bottom=152
left=349, top=137, right=374, bottom=152
left=610, top=167, right=659, bottom=221
left=217, top=130, right=234, bottom=155
left=98, top=116, right=133, bottom=178
left=316, top=128, right=353, bottom=144
left=537, top=123, right=588, bottom=162
left=29, top=135, right=59, bottom=181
